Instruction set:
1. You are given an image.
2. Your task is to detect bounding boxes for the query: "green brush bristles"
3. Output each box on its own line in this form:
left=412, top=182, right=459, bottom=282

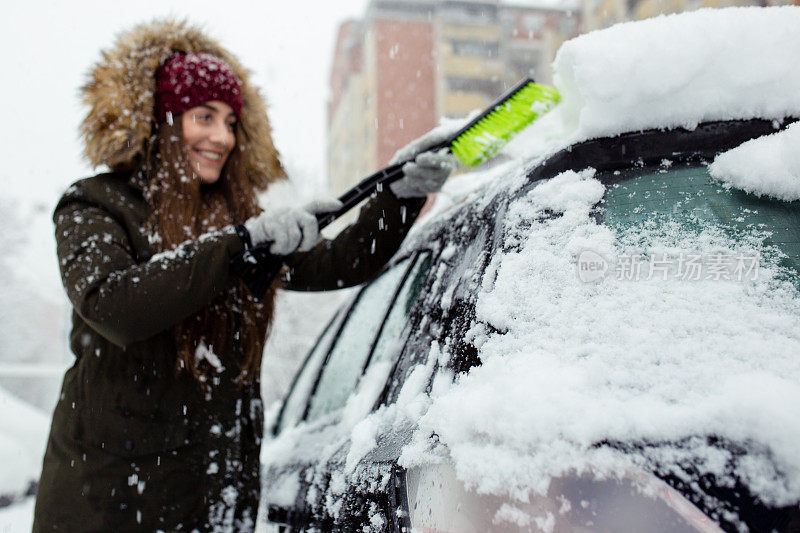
left=449, top=82, right=561, bottom=167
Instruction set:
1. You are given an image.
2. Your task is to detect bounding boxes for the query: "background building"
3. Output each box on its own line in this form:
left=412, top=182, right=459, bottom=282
left=327, top=0, right=580, bottom=195
left=582, top=0, right=797, bottom=32
left=328, top=0, right=796, bottom=197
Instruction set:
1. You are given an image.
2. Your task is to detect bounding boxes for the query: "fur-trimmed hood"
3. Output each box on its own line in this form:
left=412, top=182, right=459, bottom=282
left=80, top=18, right=284, bottom=190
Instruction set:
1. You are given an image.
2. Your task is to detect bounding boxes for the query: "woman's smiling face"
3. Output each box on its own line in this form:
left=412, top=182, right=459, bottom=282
left=181, top=101, right=237, bottom=185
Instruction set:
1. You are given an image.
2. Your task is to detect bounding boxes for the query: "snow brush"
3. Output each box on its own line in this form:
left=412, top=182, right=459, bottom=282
left=232, top=78, right=561, bottom=299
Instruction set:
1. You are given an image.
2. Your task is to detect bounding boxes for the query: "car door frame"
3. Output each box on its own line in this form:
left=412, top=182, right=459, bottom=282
left=264, top=249, right=435, bottom=530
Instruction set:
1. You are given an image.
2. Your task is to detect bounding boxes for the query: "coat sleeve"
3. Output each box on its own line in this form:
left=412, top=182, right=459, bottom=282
left=54, top=198, right=246, bottom=348
left=282, top=190, right=426, bottom=291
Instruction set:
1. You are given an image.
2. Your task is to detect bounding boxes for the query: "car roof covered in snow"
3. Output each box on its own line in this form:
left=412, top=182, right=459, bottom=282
left=553, top=6, right=800, bottom=142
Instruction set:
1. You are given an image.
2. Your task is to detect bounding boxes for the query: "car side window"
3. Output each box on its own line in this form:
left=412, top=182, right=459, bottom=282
left=600, top=164, right=800, bottom=282
left=305, top=257, right=414, bottom=423
left=276, top=309, right=347, bottom=433
left=368, top=252, right=432, bottom=367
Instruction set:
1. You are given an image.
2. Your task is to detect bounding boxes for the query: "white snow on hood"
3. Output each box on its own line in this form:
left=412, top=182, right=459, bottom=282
left=553, top=6, right=800, bottom=141
left=710, top=121, right=800, bottom=202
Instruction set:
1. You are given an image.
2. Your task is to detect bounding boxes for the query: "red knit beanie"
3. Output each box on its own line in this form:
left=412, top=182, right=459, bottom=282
left=155, top=52, right=244, bottom=123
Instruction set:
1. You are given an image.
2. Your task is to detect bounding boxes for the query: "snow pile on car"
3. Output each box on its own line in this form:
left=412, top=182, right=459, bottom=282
left=709, top=121, right=800, bottom=202
left=553, top=6, right=800, bottom=141
left=399, top=168, right=800, bottom=520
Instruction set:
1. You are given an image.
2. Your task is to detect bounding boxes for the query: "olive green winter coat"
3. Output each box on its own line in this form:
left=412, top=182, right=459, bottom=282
left=32, top=170, right=424, bottom=531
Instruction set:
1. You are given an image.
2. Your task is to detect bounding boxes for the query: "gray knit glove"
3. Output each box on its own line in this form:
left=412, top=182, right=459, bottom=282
left=244, top=198, right=342, bottom=255
left=389, top=125, right=460, bottom=199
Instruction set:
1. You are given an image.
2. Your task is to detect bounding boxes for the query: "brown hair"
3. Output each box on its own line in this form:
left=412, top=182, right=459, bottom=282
left=144, top=120, right=277, bottom=386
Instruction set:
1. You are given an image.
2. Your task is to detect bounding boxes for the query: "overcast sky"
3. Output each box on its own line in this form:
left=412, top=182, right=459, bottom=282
left=1, top=0, right=370, bottom=203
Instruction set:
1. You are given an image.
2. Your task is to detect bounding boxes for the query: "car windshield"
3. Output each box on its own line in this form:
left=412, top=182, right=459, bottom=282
left=599, top=163, right=800, bottom=285
left=398, top=149, right=800, bottom=527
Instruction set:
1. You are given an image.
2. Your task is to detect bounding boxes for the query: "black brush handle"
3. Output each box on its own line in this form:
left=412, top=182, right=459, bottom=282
left=315, top=161, right=408, bottom=228
left=233, top=162, right=414, bottom=300
left=234, top=133, right=457, bottom=300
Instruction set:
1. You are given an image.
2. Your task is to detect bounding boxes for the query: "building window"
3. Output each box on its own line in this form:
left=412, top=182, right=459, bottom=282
left=559, top=16, right=576, bottom=37
left=522, top=13, right=546, bottom=33
left=446, top=76, right=504, bottom=96
left=440, top=3, right=499, bottom=23
left=450, top=39, right=500, bottom=58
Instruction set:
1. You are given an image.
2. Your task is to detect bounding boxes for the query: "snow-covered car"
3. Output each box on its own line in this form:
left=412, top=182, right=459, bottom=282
left=261, top=7, right=800, bottom=532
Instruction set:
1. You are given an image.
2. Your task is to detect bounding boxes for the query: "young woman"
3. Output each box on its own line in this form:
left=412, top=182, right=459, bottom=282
left=33, top=19, right=454, bottom=532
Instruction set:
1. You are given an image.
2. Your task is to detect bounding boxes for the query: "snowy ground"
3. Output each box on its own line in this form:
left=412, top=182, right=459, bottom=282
left=0, top=499, right=34, bottom=533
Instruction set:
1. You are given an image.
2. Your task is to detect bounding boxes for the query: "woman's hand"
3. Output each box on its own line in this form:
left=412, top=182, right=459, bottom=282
left=389, top=123, right=460, bottom=199
left=244, top=198, right=342, bottom=255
